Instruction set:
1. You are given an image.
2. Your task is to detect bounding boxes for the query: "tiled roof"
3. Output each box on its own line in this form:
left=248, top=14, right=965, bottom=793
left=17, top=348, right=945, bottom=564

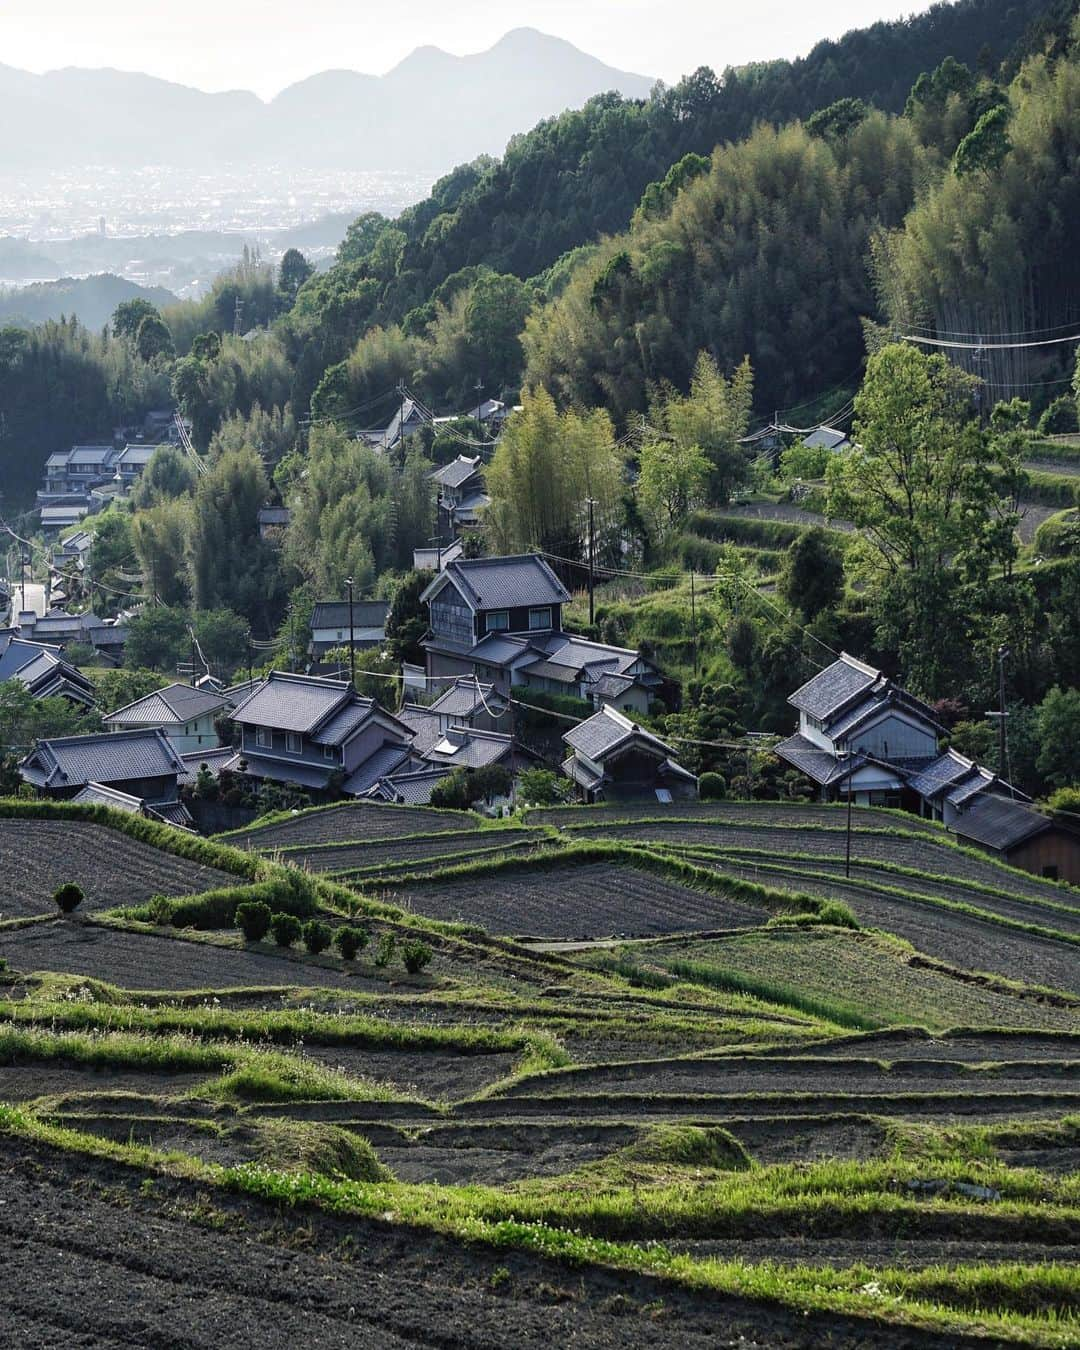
left=562, top=753, right=604, bottom=790
left=802, top=427, right=849, bottom=450
left=257, top=506, right=291, bottom=524
left=454, top=490, right=490, bottom=516
left=413, top=538, right=463, bottom=571
left=422, top=727, right=513, bottom=769
left=563, top=706, right=672, bottom=763
left=177, top=747, right=236, bottom=786
left=72, top=782, right=144, bottom=812
left=789, top=653, right=881, bottom=720
left=230, top=751, right=332, bottom=790
left=230, top=671, right=351, bottom=734
left=0, top=634, right=62, bottom=680
left=520, top=658, right=580, bottom=684
left=342, top=743, right=414, bottom=796
left=146, top=800, right=196, bottom=830
left=66, top=445, right=117, bottom=465
left=104, top=682, right=228, bottom=727
left=430, top=455, right=482, bottom=488
left=907, top=749, right=975, bottom=799
left=310, top=600, right=389, bottom=632
left=953, top=795, right=1051, bottom=851
left=116, top=443, right=164, bottom=465
left=429, top=678, right=506, bottom=719
left=425, top=554, right=570, bottom=611
left=945, top=767, right=996, bottom=809
left=20, top=727, right=184, bottom=790
left=397, top=704, right=443, bottom=755
left=310, top=697, right=377, bottom=746
left=459, top=632, right=533, bottom=667
left=589, top=672, right=635, bottom=700
left=369, top=767, right=451, bottom=805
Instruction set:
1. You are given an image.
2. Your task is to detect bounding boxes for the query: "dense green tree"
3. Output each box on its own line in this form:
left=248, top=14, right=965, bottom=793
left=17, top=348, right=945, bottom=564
left=779, top=528, right=846, bottom=621
left=277, top=248, right=314, bottom=305
left=1037, top=686, right=1080, bottom=789
left=131, top=498, right=191, bottom=607
left=131, top=445, right=196, bottom=508
left=193, top=609, right=250, bottom=678
left=111, top=298, right=160, bottom=342
left=92, top=667, right=168, bottom=714
left=123, top=606, right=190, bottom=672
left=384, top=570, right=431, bottom=667
left=135, top=313, right=175, bottom=363
left=636, top=435, right=710, bottom=536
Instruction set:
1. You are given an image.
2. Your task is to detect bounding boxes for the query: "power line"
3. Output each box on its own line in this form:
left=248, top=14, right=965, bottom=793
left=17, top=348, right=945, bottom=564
left=902, top=332, right=1080, bottom=352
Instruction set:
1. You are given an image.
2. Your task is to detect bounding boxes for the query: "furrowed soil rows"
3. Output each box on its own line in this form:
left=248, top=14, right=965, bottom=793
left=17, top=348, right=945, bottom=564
left=281, top=828, right=540, bottom=874
left=0, top=923, right=371, bottom=991
left=0, top=1134, right=989, bottom=1350
left=573, top=819, right=1075, bottom=909
left=530, top=802, right=942, bottom=834
left=0, top=820, right=236, bottom=918
left=225, top=802, right=478, bottom=851
left=387, top=863, right=766, bottom=938
left=701, top=858, right=1080, bottom=995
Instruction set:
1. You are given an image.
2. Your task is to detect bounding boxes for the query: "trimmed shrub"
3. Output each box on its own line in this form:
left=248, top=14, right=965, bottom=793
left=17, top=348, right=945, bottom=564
left=302, top=919, right=332, bottom=955
left=401, top=940, right=433, bottom=975
left=698, top=772, right=726, bottom=800
left=53, top=883, right=84, bottom=915
left=140, top=876, right=317, bottom=931
left=1037, top=396, right=1079, bottom=436
left=1033, top=509, right=1080, bottom=558
left=818, top=900, right=859, bottom=929
left=373, top=932, right=397, bottom=968
left=333, top=926, right=368, bottom=961
left=235, top=901, right=272, bottom=942
left=270, top=912, right=303, bottom=948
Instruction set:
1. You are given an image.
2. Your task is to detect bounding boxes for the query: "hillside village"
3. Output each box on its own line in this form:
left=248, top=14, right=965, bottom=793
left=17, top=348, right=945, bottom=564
left=0, top=1, right=1079, bottom=1345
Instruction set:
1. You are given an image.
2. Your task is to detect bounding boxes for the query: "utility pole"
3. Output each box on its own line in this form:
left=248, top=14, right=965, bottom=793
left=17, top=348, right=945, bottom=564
left=996, top=643, right=1013, bottom=795
left=233, top=295, right=244, bottom=337
left=246, top=637, right=253, bottom=691
left=690, top=571, right=698, bottom=677
left=190, top=630, right=197, bottom=688
left=474, top=379, right=484, bottom=426
left=396, top=380, right=407, bottom=451
left=586, top=497, right=596, bottom=627
left=345, top=576, right=356, bottom=691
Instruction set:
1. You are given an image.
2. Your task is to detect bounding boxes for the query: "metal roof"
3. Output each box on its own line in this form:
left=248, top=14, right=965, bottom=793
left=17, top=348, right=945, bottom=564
left=20, top=727, right=184, bottom=790
left=953, top=795, right=1052, bottom=851
left=104, top=682, right=229, bottom=727
left=423, top=554, right=570, bottom=611
left=789, top=654, right=881, bottom=721
left=116, top=443, right=165, bottom=465
left=230, top=671, right=352, bottom=734
left=310, top=600, right=388, bottom=632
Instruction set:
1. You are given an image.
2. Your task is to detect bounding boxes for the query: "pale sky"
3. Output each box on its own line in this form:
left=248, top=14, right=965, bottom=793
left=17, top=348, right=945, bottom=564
left=0, top=1, right=939, bottom=99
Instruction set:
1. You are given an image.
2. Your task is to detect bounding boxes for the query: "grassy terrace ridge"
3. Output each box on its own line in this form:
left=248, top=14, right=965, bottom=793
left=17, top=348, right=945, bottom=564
left=264, top=822, right=551, bottom=857
left=0, top=1109, right=1076, bottom=1349
left=663, top=846, right=1080, bottom=949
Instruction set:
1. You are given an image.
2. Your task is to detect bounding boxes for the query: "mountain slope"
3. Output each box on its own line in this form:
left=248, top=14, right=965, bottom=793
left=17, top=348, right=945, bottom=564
left=0, top=31, right=654, bottom=172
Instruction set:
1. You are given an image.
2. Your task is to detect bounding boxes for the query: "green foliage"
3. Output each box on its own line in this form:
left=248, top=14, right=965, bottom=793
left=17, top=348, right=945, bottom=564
left=333, top=926, right=368, bottom=961
left=1036, top=686, right=1080, bottom=790
left=302, top=919, right=332, bottom=956
left=401, top=939, right=433, bottom=975
left=634, top=153, right=711, bottom=225
left=1038, top=395, right=1080, bottom=436
left=779, top=442, right=831, bottom=481
left=145, top=877, right=314, bottom=931
left=372, top=932, right=397, bottom=969
left=805, top=97, right=869, bottom=141
left=953, top=102, right=1011, bottom=176
left=0, top=681, right=97, bottom=753
left=112, top=298, right=160, bottom=342
left=517, top=768, right=572, bottom=807
left=1046, top=785, right=1080, bottom=814
left=131, top=446, right=196, bottom=509
left=429, top=764, right=512, bottom=811
left=698, top=772, right=726, bottom=801
left=1033, top=509, right=1080, bottom=558
left=235, top=900, right=272, bottom=942
left=269, top=911, right=303, bottom=948
left=52, top=883, right=84, bottom=915
left=384, top=570, right=431, bottom=666
left=135, top=313, right=175, bottom=363
left=123, top=606, right=189, bottom=672
left=779, top=527, right=845, bottom=621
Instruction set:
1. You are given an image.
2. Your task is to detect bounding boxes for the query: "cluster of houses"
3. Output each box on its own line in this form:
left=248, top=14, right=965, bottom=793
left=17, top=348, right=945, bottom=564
left=3, top=535, right=1075, bottom=881
left=777, top=652, right=1079, bottom=883
left=36, top=410, right=190, bottom=535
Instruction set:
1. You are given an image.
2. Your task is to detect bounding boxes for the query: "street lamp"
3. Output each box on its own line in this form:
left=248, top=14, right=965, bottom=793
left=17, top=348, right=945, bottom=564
left=345, top=576, right=355, bottom=691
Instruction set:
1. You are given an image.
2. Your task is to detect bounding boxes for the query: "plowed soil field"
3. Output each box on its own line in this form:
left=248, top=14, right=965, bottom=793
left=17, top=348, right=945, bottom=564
left=225, top=802, right=477, bottom=851
left=0, top=820, right=236, bottom=919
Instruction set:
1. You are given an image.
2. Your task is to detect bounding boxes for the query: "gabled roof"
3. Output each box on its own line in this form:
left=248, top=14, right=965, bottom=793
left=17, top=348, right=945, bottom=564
left=563, top=705, right=674, bottom=763
left=789, top=653, right=881, bottom=721
left=230, top=671, right=353, bottom=735
left=20, top=727, right=185, bottom=790
left=413, top=537, right=463, bottom=572
left=953, top=795, right=1052, bottom=852
left=177, top=746, right=236, bottom=786
left=309, top=600, right=389, bottom=632
left=428, top=677, right=506, bottom=720
left=397, top=704, right=443, bottom=756
left=0, top=633, right=62, bottom=682
left=72, top=782, right=145, bottom=813
left=66, top=445, right=117, bottom=465
left=430, top=455, right=482, bottom=489
left=366, top=766, right=451, bottom=805
left=422, top=554, right=570, bottom=612
left=104, top=682, right=228, bottom=728
left=907, top=749, right=976, bottom=800
left=802, top=427, right=850, bottom=451
left=945, top=766, right=997, bottom=809
left=116, top=443, right=165, bottom=466
left=342, top=743, right=415, bottom=796
left=422, top=726, right=514, bottom=769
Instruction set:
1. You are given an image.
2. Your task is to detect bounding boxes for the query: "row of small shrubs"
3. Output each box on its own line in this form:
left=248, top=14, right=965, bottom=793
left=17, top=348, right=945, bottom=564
left=234, top=902, right=432, bottom=973
left=142, top=874, right=318, bottom=930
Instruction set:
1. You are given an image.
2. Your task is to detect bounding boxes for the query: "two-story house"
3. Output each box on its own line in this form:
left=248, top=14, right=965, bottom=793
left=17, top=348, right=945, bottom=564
left=103, top=682, right=229, bottom=755
left=114, top=443, right=166, bottom=491
left=421, top=555, right=572, bottom=696
left=775, top=653, right=943, bottom=807
left=0, top=630, right=96, bottom=707
left=430, top=455, right=490, bottom=534
left=227, top=671, right=414, bottom=796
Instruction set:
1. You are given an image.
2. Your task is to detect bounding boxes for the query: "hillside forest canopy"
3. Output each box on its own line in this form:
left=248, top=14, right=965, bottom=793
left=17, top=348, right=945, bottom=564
left=1, top=0, right=1078, bottom=807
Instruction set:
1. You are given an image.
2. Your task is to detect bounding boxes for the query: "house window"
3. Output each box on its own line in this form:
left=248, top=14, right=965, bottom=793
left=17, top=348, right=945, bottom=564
left=286, top=732, right=302, bottom=754
left=487, top=610, right=509, bottom=632
left=528, top=607, right=551, bottom=631
left=255, top=728, right=271, bottom=749
left=323, top=745, right=336, bottom=761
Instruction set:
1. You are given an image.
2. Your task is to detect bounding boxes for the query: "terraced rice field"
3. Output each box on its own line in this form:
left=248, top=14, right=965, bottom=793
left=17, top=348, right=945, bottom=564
left=223, top=801, right=479, bottom=851
left=0, top=819, right=236, bottom=917
left=278, top=827, right=542, bottom=875
left=384, top=861, right=766, bottom=938
left=530, top=801, right=944, bottom=834
left=1, top=801, right=1077, bottom=1345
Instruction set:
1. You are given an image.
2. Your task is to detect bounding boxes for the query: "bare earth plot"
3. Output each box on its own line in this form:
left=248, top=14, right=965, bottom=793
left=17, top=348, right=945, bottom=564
left=575, top=817, right=1075, bottom=909
left=279, top=827, right=541, bottom=874
left=0, top=820, right=236, bottom=918
left=0, top=922, right=369, bottom=992
left=531, top=802, right=942, bottom=834
left=385, top=863, right=766, bottom=939
left=224, top=802, right=478, bottom=852
left=0, top=1134, right=977, bottom=1350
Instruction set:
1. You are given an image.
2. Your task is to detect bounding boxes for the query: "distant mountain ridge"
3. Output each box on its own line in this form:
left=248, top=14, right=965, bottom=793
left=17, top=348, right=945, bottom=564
left=0, top=30, right=654, bottom=172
